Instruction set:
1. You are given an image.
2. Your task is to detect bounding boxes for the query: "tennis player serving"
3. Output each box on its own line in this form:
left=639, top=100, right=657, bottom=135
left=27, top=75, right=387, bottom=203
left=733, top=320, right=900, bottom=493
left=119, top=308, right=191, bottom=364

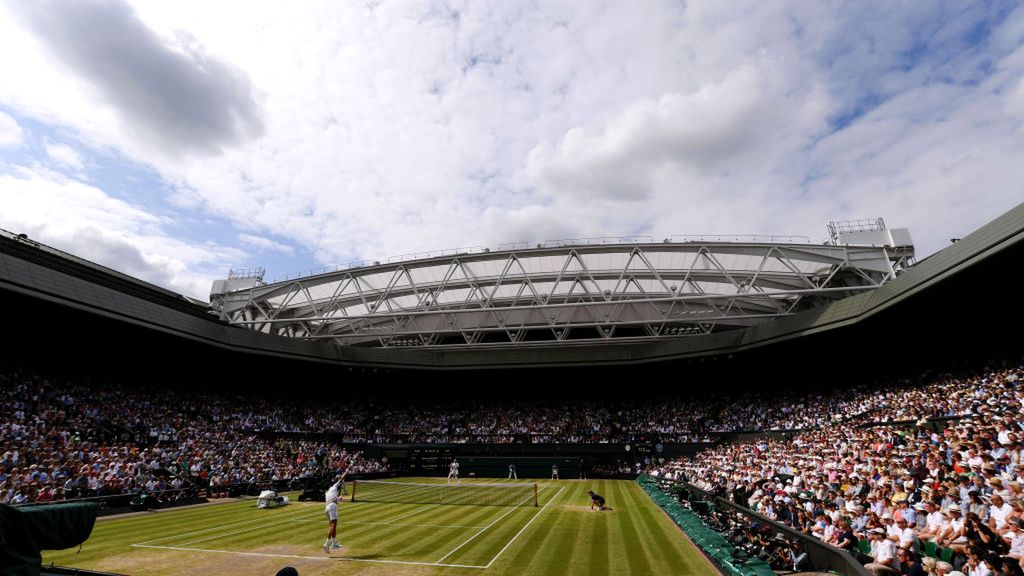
left=323, top=459, right=354, bottom=553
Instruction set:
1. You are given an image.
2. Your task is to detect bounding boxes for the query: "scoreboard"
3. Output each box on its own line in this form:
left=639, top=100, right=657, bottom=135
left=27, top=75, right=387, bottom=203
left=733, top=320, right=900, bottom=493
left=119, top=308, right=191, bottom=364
left=408, top=446, right=453, bottom=473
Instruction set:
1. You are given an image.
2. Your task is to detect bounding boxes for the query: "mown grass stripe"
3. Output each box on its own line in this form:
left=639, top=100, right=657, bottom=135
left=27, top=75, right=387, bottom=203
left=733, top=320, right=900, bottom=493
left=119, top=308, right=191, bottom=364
left=434, top=490, right=539, bottom=563
left=485, top=485, right=565, bottom=567
left=586, top=483, right=612, bottom=575
left=41, top=478, right=714, bottom=576
left=526, top=484, right=584, bottom=573
left=611, top=481, right=654, bottom=575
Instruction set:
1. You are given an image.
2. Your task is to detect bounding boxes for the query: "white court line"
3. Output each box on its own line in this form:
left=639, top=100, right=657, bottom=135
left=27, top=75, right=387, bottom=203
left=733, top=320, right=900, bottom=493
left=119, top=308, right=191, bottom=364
left=129, top=544, right=487, bottom=569
left=434, top=486, right=546, bottom=564
left=485, top=486, right=566, bottom=568
left=134, top=507, right=311, bottom=546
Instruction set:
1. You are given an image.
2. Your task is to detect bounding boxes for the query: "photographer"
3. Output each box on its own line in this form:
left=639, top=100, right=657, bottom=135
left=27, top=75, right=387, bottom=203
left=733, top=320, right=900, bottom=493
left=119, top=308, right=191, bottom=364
left=965, top=512, right=1009, bottom=556
left=774, top=538, right=809, bottom=573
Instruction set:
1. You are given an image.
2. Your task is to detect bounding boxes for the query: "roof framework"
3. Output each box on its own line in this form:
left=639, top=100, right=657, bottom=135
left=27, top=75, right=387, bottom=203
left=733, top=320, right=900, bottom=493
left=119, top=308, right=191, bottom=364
left=211, top=241, right=912, bottom=349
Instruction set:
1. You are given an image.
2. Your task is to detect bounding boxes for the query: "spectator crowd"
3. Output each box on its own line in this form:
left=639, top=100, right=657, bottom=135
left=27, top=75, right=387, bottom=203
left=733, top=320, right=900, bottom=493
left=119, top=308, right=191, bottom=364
left=650, top=360, right=1024, bottom=576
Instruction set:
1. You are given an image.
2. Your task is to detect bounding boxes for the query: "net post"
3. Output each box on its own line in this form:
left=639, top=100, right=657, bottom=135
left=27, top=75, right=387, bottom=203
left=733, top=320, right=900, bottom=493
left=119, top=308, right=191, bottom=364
left=534, top=483, right=538, bottom=507
left=351, top=480, right=358, bottom=503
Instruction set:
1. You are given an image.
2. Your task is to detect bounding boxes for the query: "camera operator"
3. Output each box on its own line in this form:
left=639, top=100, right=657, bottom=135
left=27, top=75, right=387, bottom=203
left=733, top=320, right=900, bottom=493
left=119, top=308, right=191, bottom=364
left=780, top=539, right=809, bottom=572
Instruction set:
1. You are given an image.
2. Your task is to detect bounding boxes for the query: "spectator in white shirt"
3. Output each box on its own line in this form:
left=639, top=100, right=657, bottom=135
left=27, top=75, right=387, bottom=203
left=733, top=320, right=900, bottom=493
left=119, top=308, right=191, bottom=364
left=866, top=528, right=900, bottom=576
left=988, top=493, right=1012, bottom=531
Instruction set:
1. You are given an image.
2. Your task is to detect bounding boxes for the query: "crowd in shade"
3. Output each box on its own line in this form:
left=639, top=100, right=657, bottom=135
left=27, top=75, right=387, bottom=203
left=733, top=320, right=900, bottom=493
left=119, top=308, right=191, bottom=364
left=0, top=369, right=386, bottom=505
left=651, top=360, right=1024, bottom=576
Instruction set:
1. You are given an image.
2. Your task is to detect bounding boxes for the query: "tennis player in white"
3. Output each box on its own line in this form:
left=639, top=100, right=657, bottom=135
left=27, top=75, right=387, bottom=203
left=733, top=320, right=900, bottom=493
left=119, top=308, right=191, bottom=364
left=448, top=459, right=459, bottom=484
left=323, top=464, right=351, bottom=553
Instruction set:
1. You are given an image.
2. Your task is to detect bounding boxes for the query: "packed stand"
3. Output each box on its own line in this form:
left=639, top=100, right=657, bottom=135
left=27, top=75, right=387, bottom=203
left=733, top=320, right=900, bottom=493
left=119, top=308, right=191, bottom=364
left=0, top=369, right=385, bottom=506
left=651, top=362, right=1024, bottom=575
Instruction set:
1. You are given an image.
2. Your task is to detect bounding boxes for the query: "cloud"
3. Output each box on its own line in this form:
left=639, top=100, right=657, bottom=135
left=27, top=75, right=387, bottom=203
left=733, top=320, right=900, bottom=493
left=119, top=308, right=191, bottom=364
left=13, top=0, right=263, bottom=156
left=1, top=0, right=1022, bottom=290
left=238, top=233, right=295, bottom=256
left=0, top=168, right=245, bottom=299
left=45, top=143, right=85, bottom=170
left=524, top=64, right=831, bottom=202
left=0, top=110, right=22, bottom=147
left=1007, top=77, right=1024, bottom=118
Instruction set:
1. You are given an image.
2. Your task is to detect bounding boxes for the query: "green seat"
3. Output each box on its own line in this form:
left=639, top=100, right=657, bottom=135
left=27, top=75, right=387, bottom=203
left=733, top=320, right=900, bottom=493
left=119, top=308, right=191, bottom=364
left=924, top=541, right=938, bottom=558
left=940, top=547, right=954, bottom=563
left=858, top=539, right=871, bottom=554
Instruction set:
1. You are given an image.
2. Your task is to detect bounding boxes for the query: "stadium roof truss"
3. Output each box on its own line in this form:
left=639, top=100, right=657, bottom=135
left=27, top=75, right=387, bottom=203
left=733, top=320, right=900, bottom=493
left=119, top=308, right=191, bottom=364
left=211, top=240, right=913, bottom=350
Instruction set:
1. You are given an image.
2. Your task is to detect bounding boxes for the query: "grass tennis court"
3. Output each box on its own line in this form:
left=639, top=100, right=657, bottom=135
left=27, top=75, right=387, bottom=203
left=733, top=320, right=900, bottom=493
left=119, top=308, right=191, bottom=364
left=42, top=478, right=713, bottom=575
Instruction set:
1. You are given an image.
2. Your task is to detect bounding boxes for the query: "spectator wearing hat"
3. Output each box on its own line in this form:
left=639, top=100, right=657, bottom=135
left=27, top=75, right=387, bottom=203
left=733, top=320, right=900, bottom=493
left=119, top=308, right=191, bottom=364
left=913, top=501, right=930, bottom=530
left=987, top=477, right=1008, bottom=501
left=882, top=512, right=900, bottom=541
left=938, top=505, right=967, bottom=551
left=866, top=527, right=901, bottom=576
left=898, top=498, right=918, bottom=526
left=852, top=505, right=870, bottom=537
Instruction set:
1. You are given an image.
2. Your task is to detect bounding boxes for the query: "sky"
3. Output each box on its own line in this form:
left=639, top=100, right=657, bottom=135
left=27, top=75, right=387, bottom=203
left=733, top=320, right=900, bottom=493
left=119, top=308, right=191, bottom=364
left=1, top=0, right=1022, bottom=301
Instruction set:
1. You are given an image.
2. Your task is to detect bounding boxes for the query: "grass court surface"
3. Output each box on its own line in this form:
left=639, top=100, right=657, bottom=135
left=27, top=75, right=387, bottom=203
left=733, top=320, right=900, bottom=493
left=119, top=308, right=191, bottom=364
left=42, top=478, right=713, bottom=575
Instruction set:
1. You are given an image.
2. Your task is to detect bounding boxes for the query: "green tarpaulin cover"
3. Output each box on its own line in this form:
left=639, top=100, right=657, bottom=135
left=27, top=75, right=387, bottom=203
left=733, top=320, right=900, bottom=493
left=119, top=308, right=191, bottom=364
left=0, top=502, right=97, bottom=576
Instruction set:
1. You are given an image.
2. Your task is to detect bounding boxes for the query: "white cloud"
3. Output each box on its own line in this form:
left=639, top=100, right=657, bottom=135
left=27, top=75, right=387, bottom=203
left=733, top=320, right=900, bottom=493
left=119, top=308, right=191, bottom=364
left=238, top=233, right=294, bottom=256
left=0, top=168, right=245, bottom=299
left=13, top=0, right=262, bottom=156
left=45, top=142, right=85, bottom=170
left=524, top=64, right=832, bottom=202
left=0, top=110, right=22, bottom=147
left=1, top=0, right=1022, bottom=288
left=1007, top=77, right=1024, bottom=118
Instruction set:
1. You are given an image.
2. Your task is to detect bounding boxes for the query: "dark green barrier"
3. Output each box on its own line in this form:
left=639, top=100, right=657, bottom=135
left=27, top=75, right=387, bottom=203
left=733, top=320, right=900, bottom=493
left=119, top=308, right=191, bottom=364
left=644, top=476, right=872, bottom=576
left=636, top=476, right=774, bottom=576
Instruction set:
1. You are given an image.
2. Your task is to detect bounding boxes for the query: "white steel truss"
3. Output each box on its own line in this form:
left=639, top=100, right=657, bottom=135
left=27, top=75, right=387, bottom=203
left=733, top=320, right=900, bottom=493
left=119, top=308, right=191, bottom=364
left=210, top=241, right=912, bottom=349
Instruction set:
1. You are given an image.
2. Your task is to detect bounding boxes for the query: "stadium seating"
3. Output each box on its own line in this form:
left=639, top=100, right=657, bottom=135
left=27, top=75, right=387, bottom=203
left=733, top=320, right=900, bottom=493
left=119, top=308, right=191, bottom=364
left=648, top=361, right=1024, bottom=576
left=3, top=357, right=1023, bottom=576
